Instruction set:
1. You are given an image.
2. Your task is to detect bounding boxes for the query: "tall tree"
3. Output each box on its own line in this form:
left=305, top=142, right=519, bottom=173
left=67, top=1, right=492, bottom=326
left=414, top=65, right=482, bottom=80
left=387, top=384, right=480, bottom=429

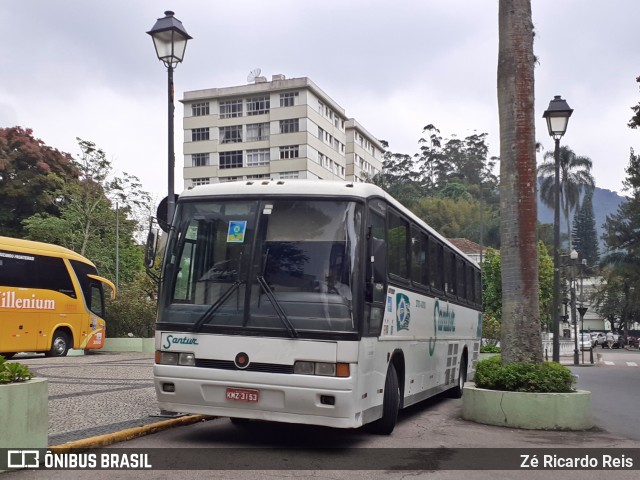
left=22, top=138, right=152, bottom=284
left=0, top=127, right=79, bottom=237
left=571, top=188, right=600, bottom=271
left=538, top=145, right=595, bottom=250
left=497, top=0, right=541, bottom=363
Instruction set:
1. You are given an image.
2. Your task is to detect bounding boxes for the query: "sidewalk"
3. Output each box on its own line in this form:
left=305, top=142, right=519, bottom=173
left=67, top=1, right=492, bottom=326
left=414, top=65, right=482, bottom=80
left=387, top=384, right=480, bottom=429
left=15, top=351, right=201, bottom=447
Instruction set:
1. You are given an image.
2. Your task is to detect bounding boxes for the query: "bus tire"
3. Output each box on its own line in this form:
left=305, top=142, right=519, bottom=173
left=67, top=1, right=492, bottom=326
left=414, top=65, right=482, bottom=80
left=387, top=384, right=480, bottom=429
left=448, top=353, right=467, bottom=399
left=46, top=331, right=70, bottom=357
left=369, top=366, right=400, bottom=435
left=0, top=353, right=15, bottom=360
left=230, top=417, right=251, bottom=426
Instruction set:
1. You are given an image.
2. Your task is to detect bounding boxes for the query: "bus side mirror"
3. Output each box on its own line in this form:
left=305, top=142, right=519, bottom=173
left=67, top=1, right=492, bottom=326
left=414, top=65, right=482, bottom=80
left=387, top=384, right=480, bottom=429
left=145, top=226, right=157, bottom=269
left=144, top=220, right=160, bottom=284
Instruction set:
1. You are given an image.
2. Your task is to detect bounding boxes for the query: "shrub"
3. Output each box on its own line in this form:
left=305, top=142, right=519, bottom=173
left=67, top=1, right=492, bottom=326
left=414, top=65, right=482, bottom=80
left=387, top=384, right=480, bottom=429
left=0, top=356, right=34, bottom=384
left=480, top=345, right=501, bottom=353
left=474, top=355, right=576, bottom=393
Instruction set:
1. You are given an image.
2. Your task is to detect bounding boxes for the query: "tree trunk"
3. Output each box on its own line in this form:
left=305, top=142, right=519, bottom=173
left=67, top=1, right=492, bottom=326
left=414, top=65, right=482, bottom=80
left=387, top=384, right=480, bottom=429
left=497, top=0, right=542, bottom=363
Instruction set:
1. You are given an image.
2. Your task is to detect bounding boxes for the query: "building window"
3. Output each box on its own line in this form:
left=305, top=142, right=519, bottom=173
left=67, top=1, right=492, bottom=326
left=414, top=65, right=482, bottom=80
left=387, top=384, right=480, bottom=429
left=279, top=171, right=299, bottom=179
left=220, top=125, right=242, bottom=144
left=220, top=176, right=240, bottom=182
left=279, top=145, right=299, bottom=159
left=279, top=118, right=299, bottom=134
left=246, top=122, right=269, bottom=142
left=219, top=151, right=243, bottom=169
left=280, top=92, right=298, bottom=107
left=192, top=178, right=210, bottom=186
left=246, top=149, right=270, bottom=167
left=247, top=96, right=270, bottom=116
left=192, top=153, right=209, bottom=167
left=192, top=128, right=210, bottom=142
left=191, top=102, right=210, bottom=116
left=247, top=174, right=270, bottom=180
left=220, top=99, right=243, bottom=118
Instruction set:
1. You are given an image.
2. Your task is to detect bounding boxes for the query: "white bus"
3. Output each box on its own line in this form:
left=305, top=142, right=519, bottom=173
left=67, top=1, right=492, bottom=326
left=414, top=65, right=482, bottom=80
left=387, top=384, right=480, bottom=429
left=151, top=180, right=482, bottom=434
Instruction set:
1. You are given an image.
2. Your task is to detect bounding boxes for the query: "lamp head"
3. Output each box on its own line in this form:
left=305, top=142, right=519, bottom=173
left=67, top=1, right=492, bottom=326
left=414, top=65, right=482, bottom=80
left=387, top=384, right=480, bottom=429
left=543, top=95, right=573, bottom=140
left=147, top=11, right=192, bottom=69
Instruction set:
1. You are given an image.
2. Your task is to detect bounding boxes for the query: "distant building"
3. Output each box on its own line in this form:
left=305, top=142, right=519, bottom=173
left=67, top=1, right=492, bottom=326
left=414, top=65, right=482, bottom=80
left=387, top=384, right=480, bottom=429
left=181, top=74, right=384, bottom=187
left=447, top=238, right=487, bottom=264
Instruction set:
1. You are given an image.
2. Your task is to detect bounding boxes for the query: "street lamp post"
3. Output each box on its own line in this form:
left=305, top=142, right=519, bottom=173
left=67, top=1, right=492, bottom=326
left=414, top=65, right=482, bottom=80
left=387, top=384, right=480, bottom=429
left=570, top=249, right=579, bottom=365
left=147, top=11, right=192, bottom=227
left=543, top=95, right=573, bottom=363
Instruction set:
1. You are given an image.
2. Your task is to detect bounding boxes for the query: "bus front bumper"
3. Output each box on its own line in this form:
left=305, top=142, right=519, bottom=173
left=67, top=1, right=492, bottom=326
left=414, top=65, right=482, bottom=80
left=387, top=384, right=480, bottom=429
left=154, top=364, right=364, bottom=429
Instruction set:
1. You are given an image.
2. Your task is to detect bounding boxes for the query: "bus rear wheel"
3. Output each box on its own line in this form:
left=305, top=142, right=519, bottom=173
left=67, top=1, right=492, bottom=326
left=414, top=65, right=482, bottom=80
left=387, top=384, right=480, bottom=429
left=46, top=331, right=70, bottom=357
left=368, top=365, right=400, bottom=435
left=448, top=353, right=467, bottom=399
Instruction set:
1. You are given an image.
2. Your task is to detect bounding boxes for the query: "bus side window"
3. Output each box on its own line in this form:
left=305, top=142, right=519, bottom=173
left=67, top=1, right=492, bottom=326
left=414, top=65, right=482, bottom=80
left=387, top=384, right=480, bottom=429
left=387, top=210, right=408, bottom=280
left=89, top=283, right=104, bottom=317
left=39, top=256, right=76, bottom=298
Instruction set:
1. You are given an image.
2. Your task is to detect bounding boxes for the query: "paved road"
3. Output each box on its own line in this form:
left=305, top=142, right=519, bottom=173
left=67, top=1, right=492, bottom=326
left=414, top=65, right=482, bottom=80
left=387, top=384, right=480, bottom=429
left=2, top=349, right=639, bottom=479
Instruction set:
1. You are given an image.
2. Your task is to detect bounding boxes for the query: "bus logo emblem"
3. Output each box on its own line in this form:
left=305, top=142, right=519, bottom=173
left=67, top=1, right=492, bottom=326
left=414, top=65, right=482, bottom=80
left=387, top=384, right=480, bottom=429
left=395, top=293, right=410, bottom=331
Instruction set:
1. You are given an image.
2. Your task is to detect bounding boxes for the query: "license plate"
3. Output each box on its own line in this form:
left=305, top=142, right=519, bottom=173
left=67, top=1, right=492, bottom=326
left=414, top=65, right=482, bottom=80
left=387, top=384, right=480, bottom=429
left=225, top=387, right=259, bottom=402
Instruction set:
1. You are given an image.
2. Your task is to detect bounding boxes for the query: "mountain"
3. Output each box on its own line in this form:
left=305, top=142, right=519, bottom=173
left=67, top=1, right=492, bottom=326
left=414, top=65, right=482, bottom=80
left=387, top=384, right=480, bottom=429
left=537, top=182, right=626, bottom=251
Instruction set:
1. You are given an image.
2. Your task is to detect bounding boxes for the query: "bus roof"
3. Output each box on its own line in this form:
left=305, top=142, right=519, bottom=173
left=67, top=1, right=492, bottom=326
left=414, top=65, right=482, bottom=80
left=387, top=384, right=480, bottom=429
left=0, top=236, right=95, bottom=266
left=178, top=180, right=476, bottom=267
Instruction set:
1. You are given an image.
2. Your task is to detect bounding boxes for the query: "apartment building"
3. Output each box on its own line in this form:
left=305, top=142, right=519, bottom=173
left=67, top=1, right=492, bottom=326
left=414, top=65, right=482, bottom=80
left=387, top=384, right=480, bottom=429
left=182, top=75, right=384, bottom=188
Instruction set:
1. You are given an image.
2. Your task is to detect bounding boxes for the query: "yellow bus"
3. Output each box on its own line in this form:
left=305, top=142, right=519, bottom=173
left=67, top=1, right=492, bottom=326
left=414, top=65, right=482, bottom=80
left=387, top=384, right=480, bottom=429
left=0, top=236, right=116, bottom=358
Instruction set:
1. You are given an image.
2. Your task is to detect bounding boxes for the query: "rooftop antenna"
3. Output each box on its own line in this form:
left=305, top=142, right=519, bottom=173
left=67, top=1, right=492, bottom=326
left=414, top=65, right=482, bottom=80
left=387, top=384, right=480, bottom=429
left=247, top=68, right=261, bottom=83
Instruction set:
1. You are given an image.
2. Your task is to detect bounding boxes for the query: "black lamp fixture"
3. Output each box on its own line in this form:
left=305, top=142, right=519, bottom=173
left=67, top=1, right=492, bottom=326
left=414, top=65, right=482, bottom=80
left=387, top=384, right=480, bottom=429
left=543, top=95, right=573, bottom=139
left=147, top=11, right=192, bottom=227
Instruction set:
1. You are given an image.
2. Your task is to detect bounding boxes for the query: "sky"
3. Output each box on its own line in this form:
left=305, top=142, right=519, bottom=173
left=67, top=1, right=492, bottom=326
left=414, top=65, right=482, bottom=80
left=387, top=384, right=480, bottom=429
left=2, top=0, right=640, bottom=209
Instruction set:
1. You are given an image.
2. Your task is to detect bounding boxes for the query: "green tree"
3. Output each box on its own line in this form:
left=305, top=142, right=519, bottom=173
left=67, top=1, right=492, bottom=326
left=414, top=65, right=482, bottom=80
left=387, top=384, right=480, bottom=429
left=598, top=148, right=640, bottom=333
left=481, top=242, right=553, bottom=335
left=0, top=127, right=79, bottom=237
left=538, top=145, right=595, bottom=251
left=22, top=138, right=152, bottom=284
left=497, top=0, right=541, bottom=363
left=571, top=188, right=600, bottom=271
left=105, top=272, right=157, bottom=338
left=412, top=196, right=500, bottom=248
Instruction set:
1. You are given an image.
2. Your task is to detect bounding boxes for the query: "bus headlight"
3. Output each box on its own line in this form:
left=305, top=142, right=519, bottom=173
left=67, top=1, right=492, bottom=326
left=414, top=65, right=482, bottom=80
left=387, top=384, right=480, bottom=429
left=156, top=351, right=195, bottom=366
left=294, top=361, right=350, bottom=377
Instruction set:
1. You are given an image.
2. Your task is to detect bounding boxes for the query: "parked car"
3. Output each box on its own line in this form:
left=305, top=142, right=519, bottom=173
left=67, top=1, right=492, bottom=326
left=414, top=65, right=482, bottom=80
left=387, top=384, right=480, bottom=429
left=591, top=332, right=606, bottom=347
left=580, top=334, right=593, bottom=351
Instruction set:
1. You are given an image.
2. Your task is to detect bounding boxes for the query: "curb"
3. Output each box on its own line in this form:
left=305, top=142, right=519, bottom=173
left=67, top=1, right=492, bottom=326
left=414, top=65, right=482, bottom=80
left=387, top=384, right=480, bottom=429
left=49, top=415, right=212, bottom=452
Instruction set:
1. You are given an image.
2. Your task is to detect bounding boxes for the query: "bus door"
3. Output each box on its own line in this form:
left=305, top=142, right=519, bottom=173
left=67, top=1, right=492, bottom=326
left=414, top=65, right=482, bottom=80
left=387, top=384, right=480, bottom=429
left=365, top=202, right=387, bottom=336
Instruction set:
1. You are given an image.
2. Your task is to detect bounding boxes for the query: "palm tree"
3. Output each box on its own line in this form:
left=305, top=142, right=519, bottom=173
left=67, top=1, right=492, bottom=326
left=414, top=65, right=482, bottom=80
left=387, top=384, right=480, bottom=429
left=538, top=146, right=595, bottom=250
left=497, top=0, right=542, bottom=363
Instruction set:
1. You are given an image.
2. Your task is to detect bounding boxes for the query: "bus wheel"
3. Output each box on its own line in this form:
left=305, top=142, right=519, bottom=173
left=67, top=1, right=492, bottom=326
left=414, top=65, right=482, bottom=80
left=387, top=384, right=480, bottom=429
left=368, top=366, right=400, bottom=435
left=46, top=331, right=70, bottom=357
left=448, top=353, right=467, bottom=399
left=0, top=353, right=15, bottom=360
left=230, top=417, right=251, bottom=426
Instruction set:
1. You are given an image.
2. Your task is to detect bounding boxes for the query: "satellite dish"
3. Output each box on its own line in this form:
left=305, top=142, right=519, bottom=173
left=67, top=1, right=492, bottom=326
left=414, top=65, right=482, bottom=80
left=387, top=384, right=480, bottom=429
left=247, top=68, right=261, bottom=83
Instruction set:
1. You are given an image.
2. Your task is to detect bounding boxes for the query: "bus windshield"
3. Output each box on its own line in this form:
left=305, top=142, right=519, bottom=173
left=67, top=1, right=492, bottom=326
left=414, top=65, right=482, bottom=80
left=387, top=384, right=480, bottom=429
left=161, top=198, right=362, bottom=335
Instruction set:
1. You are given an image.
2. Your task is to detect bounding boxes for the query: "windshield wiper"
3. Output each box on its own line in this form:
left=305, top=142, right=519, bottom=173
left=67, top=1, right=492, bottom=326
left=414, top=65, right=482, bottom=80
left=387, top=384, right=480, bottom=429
left=192, top=280, right=244, bottom=333
left=256, top=275, right=298, bottom=338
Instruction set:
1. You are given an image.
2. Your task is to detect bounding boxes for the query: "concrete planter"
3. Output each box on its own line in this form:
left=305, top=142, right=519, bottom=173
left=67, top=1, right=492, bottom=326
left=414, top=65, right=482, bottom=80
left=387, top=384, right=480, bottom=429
left=0, top=378, right=48, bottom=448
left=102, top=338, right=155, bottom=353
left=462, top=383, right=592, bottom=430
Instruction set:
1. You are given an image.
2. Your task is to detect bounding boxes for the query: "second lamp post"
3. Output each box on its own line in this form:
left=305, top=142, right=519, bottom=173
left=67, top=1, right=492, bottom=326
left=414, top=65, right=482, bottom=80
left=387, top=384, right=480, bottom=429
left=543, top=95, right=573, bottom=363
